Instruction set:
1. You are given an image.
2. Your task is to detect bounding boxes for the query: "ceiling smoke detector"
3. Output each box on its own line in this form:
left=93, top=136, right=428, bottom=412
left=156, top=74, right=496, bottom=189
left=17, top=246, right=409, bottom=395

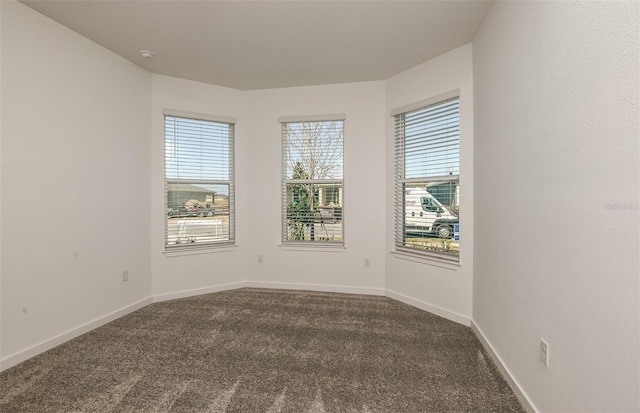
left=139, top=50, right=154, bottom=60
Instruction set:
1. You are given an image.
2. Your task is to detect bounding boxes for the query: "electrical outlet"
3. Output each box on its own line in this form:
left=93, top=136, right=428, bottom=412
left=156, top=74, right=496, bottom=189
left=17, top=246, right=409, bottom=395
left=540, top=339, right=549, bottom=366
left=258, top=254, right=263, bottom=264
left=122, top=269, right=129, bottom=282
left=364, top=258, right=371, bottom=267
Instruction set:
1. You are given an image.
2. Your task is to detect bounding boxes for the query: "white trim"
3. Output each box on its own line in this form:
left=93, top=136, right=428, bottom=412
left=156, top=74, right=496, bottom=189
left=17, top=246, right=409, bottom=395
left=1, top=280, right=530, bottom=413
left=163, top=109, right=236, bottom=124
left=471, top=321, right=538, bottom=413
left=279, top=244, right=346, bottom=252
left=278, top=113, right=346, bottom=123
left=0, top=297, right=153, bottom=372
left=385, top=289, right=470, bottom=326
left=246, top=281, right=385, bottom=296
left=390, top=88, right=461, bottom=117
left=152, top=281, right=247, bottom=303
left=164, top=244, right=238, bottom=257
left=391, top=250, right=461, bottom=270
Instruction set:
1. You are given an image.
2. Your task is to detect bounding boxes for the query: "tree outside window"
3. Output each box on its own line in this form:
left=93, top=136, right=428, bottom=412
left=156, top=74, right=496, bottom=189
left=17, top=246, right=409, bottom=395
left=282, top=119, right=344, bottom=244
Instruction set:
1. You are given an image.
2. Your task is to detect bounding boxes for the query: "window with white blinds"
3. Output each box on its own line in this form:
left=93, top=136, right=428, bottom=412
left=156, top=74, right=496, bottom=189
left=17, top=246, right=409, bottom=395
left=394, top=95, right=460, bottom=261
left=281, top=118, right=344, bottom=245
left=164, top=113, right=235, bottom=251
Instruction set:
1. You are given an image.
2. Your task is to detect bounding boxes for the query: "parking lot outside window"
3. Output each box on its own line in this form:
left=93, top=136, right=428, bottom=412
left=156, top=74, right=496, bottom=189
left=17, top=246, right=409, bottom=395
left=393, top=92, right=461, bottom=262
left=164, top=111, right=235, bottom=251
left=280, top=115, right=345, bottom=246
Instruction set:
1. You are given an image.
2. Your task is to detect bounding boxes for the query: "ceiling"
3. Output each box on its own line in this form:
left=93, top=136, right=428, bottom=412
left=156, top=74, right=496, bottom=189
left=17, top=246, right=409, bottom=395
left=20, top=0, right=493, bottom=91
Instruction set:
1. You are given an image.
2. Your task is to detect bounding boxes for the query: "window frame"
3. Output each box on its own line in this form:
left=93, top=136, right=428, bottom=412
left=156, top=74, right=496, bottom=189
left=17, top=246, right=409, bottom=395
left=163, top=109, right=236, bottom=253
left=280, top=115, right=346, bottom=248
left=392, top=91, right=461, bottom=264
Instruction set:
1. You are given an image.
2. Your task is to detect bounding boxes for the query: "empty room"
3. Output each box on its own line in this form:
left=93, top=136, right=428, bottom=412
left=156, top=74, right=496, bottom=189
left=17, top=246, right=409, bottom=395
left=0, top=1, right=638, bottom=412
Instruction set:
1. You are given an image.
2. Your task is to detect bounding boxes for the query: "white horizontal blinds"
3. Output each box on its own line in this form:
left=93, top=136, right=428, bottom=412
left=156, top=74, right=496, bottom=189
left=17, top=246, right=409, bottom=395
left=282, top=120, right=344, bottom=244
left=394, top=113, right=407, bottom=253
left=165, top=117, right=231, bottom=181
left=401, top=98, right=460, bottom=179
left=165, top=115, right=234, bottom=249
left=394, top=96, right=460, bottom=261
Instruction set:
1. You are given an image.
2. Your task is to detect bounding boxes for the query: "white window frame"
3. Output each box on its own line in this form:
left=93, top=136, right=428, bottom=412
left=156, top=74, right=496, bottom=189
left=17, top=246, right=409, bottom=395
left=163, top=109, right=236, bottom=253
left=280, top=114, right=345, bottom=248
left=392, top=90, right=461, bottom=264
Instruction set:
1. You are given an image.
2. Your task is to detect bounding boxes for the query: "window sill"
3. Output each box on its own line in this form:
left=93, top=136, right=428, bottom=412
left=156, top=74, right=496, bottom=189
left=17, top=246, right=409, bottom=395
left=279, top=243, right=346, bottom=253
left=391, top=249, right=461, bottom=270
left=164, top=244, right=237, bottom=257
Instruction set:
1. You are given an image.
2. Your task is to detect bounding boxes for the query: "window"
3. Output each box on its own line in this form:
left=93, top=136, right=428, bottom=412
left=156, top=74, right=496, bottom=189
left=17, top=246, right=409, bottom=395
left=164, top=111, right=235, bottom=251
left=393, top=93, right=460, bottom=261
left=280, top=116, right=344, bottom=245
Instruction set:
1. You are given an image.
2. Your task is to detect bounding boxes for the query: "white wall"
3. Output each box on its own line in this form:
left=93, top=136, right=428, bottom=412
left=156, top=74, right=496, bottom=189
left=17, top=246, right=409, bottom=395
left=244, top=82, right=386, bottom=294
left=384, top=44, right=474, bottom=324
left=0, top=0, right=3, bottom=362
left=6, top=6, right=637, bottom=411
left=1, top=1, right=152, bottom=366
left=150, top=75, right=248, bottom=298
left=473, top=2, right=639, bottom=412
left=150, top=78, right=387, bottom=297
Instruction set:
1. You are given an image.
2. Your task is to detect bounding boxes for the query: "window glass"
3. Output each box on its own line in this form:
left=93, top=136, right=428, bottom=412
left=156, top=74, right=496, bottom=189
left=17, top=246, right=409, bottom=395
left=164, top=115, right=235, bottom=250
left=394, top=98, right=460, bottom=260
left=281, top=120, right=344, bottom=245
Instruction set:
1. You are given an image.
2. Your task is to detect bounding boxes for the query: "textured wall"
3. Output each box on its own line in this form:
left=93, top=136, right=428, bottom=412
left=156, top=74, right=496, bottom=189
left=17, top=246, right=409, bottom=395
left=385, top=44, right=475, bottom=324
left=1, top=1, right=152, bottom=362
left=0, top=0, right=3, bottom=365
left=150, top=75, right=248, bottom=298
left=245, top=81, right=387, bottom=294
left=473, top=2, right=640, bottom=411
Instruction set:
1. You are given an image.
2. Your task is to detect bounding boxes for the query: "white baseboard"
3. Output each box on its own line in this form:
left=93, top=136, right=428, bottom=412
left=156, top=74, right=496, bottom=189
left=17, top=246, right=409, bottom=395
left=471, top=321, right=537, bottom=413
left=385, top=289, right=471, bottom=326
left=152, top=281, right=248, bottom=303
left=245, top=280, right=385, bottom=296
left=5, top=276, right=530, bottom=413
left=0, top=297, right=153, bottom=372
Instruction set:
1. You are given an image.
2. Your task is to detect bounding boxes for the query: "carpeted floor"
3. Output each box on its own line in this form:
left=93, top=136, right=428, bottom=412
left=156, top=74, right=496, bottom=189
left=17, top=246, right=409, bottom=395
left=0, top=288, right=525, bottom=412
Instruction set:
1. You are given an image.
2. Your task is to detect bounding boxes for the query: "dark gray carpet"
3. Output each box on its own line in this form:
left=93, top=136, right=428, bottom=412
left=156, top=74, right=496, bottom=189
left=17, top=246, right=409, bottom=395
left=0, top=288, right=525, bottom=412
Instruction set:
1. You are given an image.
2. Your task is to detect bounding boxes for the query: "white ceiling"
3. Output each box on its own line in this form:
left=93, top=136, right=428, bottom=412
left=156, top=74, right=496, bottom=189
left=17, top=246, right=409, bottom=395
left=20, top=0, right=493, bottom=91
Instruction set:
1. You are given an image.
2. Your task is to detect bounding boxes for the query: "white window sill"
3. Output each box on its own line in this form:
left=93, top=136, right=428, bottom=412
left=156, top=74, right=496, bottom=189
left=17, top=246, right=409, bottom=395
left=164, top=244, right=237, bottom=257
left=279, top=243, right=346, bottom=253
left=391, top=250, right=461, bottom=270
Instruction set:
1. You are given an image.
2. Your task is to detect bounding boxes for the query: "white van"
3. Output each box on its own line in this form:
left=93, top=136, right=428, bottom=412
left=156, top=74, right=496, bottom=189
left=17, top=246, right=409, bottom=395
left=404, top=188, right=458, bottom=238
